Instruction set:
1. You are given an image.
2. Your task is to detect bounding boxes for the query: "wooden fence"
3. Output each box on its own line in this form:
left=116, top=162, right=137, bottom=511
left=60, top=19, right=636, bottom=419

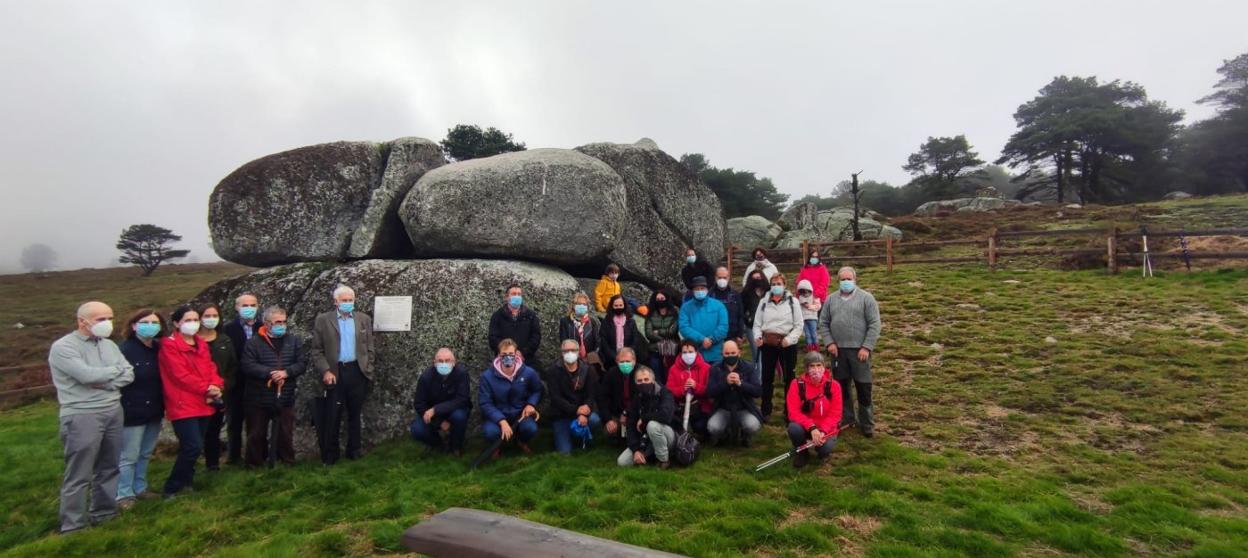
left=724, top=227, right=1248, bottom=277
left=0, top=364, right=54, bottom=409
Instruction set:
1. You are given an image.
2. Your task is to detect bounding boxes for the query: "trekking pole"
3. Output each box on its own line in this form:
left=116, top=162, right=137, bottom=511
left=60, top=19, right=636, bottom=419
left=754, top=440, right=818, bottom=472
left=683, top=389, right=693, bottom=433
left=469, top=412, right=538, bottom=470
left=267, top=379, right=283, bottom=467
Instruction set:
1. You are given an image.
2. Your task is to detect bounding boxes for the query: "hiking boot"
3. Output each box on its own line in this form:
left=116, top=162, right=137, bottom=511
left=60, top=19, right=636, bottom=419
left=740, top=434, right=753, bottom=448
left=118, top=498, right=136, bottom=511
left=518, top=442, right=532, bottom=455
left=793, top=450, right=809, bottom=469
left=658, top=460, right=670, bottom=470
left=862, top=427, right=875, bottom=438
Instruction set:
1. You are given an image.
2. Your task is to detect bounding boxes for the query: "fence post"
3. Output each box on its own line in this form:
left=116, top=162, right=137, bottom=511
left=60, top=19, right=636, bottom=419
left=1107, top=228, right=1118, bottom=274
left=987, top=227, right=998, bottom=270
left=885, top=236, right=895, bottom=273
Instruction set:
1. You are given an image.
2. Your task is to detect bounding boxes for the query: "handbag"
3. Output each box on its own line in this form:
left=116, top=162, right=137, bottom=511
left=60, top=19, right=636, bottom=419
left=657, top=339, right=679, bottom=357
left=762, top=332, right=787, bottom=347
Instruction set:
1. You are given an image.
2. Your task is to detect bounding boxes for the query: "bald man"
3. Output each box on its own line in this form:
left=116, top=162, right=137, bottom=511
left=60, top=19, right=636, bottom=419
left=410, top=348, right=472, bottom=456
left=48, top=301, right=135, bottom=534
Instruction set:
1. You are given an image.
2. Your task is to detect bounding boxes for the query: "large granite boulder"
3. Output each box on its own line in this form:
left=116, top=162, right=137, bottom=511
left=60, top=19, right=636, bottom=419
left=726, top=215, right=783, bottom=249
left=193, top=259, right=581, bottom=456
left=399, top=149, right=627, bottom=274
left=914, top=197, right=1022, bottom=215
left=777, top=202, right=818, bottom=231
left=574, top=139, right=725, bottom=289
left=774, top=208, right=902, bottom=249
left=209, top=138, right=444, bottom=266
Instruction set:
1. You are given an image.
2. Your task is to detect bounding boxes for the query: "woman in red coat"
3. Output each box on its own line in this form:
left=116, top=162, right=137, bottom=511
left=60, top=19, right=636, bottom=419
left=785, top=352, right=842, bottom=469
left=666, top=339, right=712, bottom=435
left=796, top=248, right=831, bottom=303
left=159, top=305, right=224, bottom=498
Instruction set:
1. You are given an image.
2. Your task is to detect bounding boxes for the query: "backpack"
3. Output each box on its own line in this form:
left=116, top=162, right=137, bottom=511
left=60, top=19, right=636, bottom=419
left=797, top=378, right=834, bottom=414
left=673, top=390, right=701, bottom=466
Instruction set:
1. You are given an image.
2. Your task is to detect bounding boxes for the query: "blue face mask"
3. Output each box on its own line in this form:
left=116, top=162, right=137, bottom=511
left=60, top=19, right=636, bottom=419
left=686, top=255, right=696, bottom=264
left=435, top=362, right=453, bottom=376
left=239, top=306, right=258, bottom=321
left=840, top=279, right=856, bottom=293
left=501, top=354, right=517, bottom=367
left=693, top=289, right=708, bottom=300
left=574, top=304, right=588, bottom=316
left=269, top=324, right=287, bottom=338
left=508, top=295, right=523, bottom=308
left=338, top=302, right=354, bottom=314
left=771, top=285, right=785, bottom=296
left=136, top=322, right=161, bottom=339
left=809, top=257, right=819, bottom=265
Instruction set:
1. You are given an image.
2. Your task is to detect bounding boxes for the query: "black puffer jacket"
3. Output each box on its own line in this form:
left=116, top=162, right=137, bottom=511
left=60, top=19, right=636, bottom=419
left=625, top=385, right=675, bottom=452
left=240, top=329, right=307, bottom=408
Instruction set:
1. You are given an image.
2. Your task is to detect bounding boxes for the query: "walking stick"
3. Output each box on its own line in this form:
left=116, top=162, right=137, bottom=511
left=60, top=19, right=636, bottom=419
left=469, top=412, right=539, bottom=469
left=753, top=440, right=818, bottom=472
left=266, top=379, right=283, bottom=466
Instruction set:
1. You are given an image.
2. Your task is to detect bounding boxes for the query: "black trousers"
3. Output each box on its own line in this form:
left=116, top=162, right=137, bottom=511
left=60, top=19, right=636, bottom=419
left=203, top=409, right=225, bottom=469
left=324, top=362, right=370, bottom=463
left=245, top=405, right=295, bottom=467
left=759, top=344, right=798, bottom=418
left=226, top=384, right=246, bottom=462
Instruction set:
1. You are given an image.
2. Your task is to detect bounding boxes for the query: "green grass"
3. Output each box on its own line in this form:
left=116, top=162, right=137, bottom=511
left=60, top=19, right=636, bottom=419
left=2, top=262, right=1247, bottom=556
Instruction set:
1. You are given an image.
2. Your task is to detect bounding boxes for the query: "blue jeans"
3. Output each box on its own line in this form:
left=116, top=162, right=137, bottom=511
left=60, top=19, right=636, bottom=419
left=748, top=335, right=762, bottom=365
left=409, top=408, right=469, bottom=452
left=551, top=413, right=601, bottom=454
left=482, top=415, right=539, bottom=443
left=803, top=319, right=819, bottom=346
left=163, top=417, right=207, bottom=495
left=117, top=419, right=161, bottom=500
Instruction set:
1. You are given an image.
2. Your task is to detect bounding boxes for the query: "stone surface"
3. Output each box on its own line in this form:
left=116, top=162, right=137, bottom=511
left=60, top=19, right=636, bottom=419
left=575, top=139, right=726, bottom=289
left=777, top=202, right=819, bottom=231
left=773, top=208, right=902, bottom=249
left=399, top=149, right=627, bottom=273
left=209, top=139, right=445, bottom=266
left=193, top=259, right=581, bottom=456
left=348, top=137, right=446, bottom=258
left=1163, top=191, right=1193, bottom=200
left=726, top=216, right=783, bottom=250
left=913, top=197, right=1023, bottom=215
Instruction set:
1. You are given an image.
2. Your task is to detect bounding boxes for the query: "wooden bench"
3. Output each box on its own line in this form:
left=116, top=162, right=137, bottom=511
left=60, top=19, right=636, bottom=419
left=400, top=507, right=687, bottom=558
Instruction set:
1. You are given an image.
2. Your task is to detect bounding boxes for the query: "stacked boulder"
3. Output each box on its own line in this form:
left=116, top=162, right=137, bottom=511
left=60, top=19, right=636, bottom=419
left=202, top=137, right=724, bottom=454
left=913, top=197, right=1023, bottom=215
left=726, top=202, right=902, bottom=251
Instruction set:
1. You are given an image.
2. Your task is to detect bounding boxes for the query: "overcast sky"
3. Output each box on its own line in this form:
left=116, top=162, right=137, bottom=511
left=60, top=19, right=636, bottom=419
left=1, top=0, right=1243, bottom=273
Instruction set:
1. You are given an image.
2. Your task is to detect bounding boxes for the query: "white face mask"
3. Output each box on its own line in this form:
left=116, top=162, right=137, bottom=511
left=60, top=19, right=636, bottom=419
left=562, top=351, right=579, bottom=365
left=681, top=352, right=697, bottom=365
left=88, top=319, right=114, bottom=338
left=715, top=278, right=729, bottom=289
left=201, top=317, right=220, bottom=330
left=179, top=321, right=201, bottom=336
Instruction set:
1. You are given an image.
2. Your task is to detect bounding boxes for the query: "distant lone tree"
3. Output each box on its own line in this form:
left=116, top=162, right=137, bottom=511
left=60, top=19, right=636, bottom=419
left=440, top=124, right=527, bottom=161
left=116, top=224, right=189, bottom=276
left=20, top=243, right=57, bottom=273
left=903, top=135, right=986, bottom=201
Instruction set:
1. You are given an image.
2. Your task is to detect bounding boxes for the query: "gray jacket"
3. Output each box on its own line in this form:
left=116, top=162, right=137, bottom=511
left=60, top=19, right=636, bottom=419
left=48, top=331, right=135, bottom=417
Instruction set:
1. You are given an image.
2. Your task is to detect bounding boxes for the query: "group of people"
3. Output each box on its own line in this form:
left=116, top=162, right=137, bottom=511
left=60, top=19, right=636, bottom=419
left=47, top=247, right=882, bottom=536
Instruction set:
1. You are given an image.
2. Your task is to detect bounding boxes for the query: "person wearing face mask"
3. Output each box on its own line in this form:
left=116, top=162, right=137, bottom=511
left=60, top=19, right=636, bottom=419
left=752, top=273, right=804, bottom=421
left=643, top=288, right=680, bottom=384
left=598, top=295, right=640, bottom=367
left=478, top=339, right=544, bottom=458
left=678, top=276, right=729, bottom=365
left=741, top=247, right=779, bottom=287
left=599, top=347, right=638, bottom=441
left=817, top=266, right=881, bottom=437
left=241, top=306, right=306, bottom=467
left=158, top=305, right=224, bottom=498
left=796, top=280, right=823, bottom=353
left=797, top=249, right=831, bottom=303
left=666, top=340, right=712, bottom=436
left=116, top=309, right=165, bottom=509
left=49, top=301, right=134, bottom=533
left=310, top=285, right=376, bottom=465
left=411, top=348, right=472, bottom=456
left=221, top=293, right=259, bottom=464
left=741, top=271, right=769, bottom=365
left=488, top=284, right=543, bottom=370
left=706, top=340, right=762, bottom=447
left=196, top=303, right=237, bottom=472
left=616, top=366, right=676, bottom=469
left=710, top=266, right=746, bottom=345
left=548, top=339, right=601, bottom=454
left=594, top=263, right=623, bottom=313
left=680, top=248, right=714, bottom=300
left=558, top=292, right=601, bottom=371
left=785, top=352, right=843, bottom=468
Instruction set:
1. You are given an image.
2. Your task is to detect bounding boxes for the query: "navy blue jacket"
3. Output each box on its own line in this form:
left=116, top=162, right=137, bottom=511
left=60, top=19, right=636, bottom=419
left=413, top=363, right=472, bottom=419
left=488, top=306, right=542, bottom=364
left=477, top=363, right=544, bottom=425
left=120, top=337, right=164, bottom=426
left=707, top=360, right=763, bottom=420
left=711, top=286, right=747, bottom=340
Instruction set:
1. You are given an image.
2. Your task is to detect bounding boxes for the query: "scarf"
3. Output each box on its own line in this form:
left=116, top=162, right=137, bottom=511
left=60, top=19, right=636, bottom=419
left=612, top=313, right=627, bottom=351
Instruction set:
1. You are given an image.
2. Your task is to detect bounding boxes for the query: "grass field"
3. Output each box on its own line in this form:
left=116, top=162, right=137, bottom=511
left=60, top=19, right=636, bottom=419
left=2, top=258, right=1246, bottom=556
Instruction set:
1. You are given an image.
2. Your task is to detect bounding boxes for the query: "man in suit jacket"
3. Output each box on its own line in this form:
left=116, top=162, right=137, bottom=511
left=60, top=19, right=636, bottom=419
left=220, top=292, right=261, bottom=465
left=309, top=285, right=376, bottom=464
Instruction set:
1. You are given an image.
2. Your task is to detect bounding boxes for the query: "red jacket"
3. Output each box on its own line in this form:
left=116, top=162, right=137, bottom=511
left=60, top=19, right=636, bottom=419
left=667, top=352, right=713, bottom=415
left=797, top=264, right=831, bottom=302
left=786, top=374, right=842, bottom=436
left=159, top=334, right=224, bottom=421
